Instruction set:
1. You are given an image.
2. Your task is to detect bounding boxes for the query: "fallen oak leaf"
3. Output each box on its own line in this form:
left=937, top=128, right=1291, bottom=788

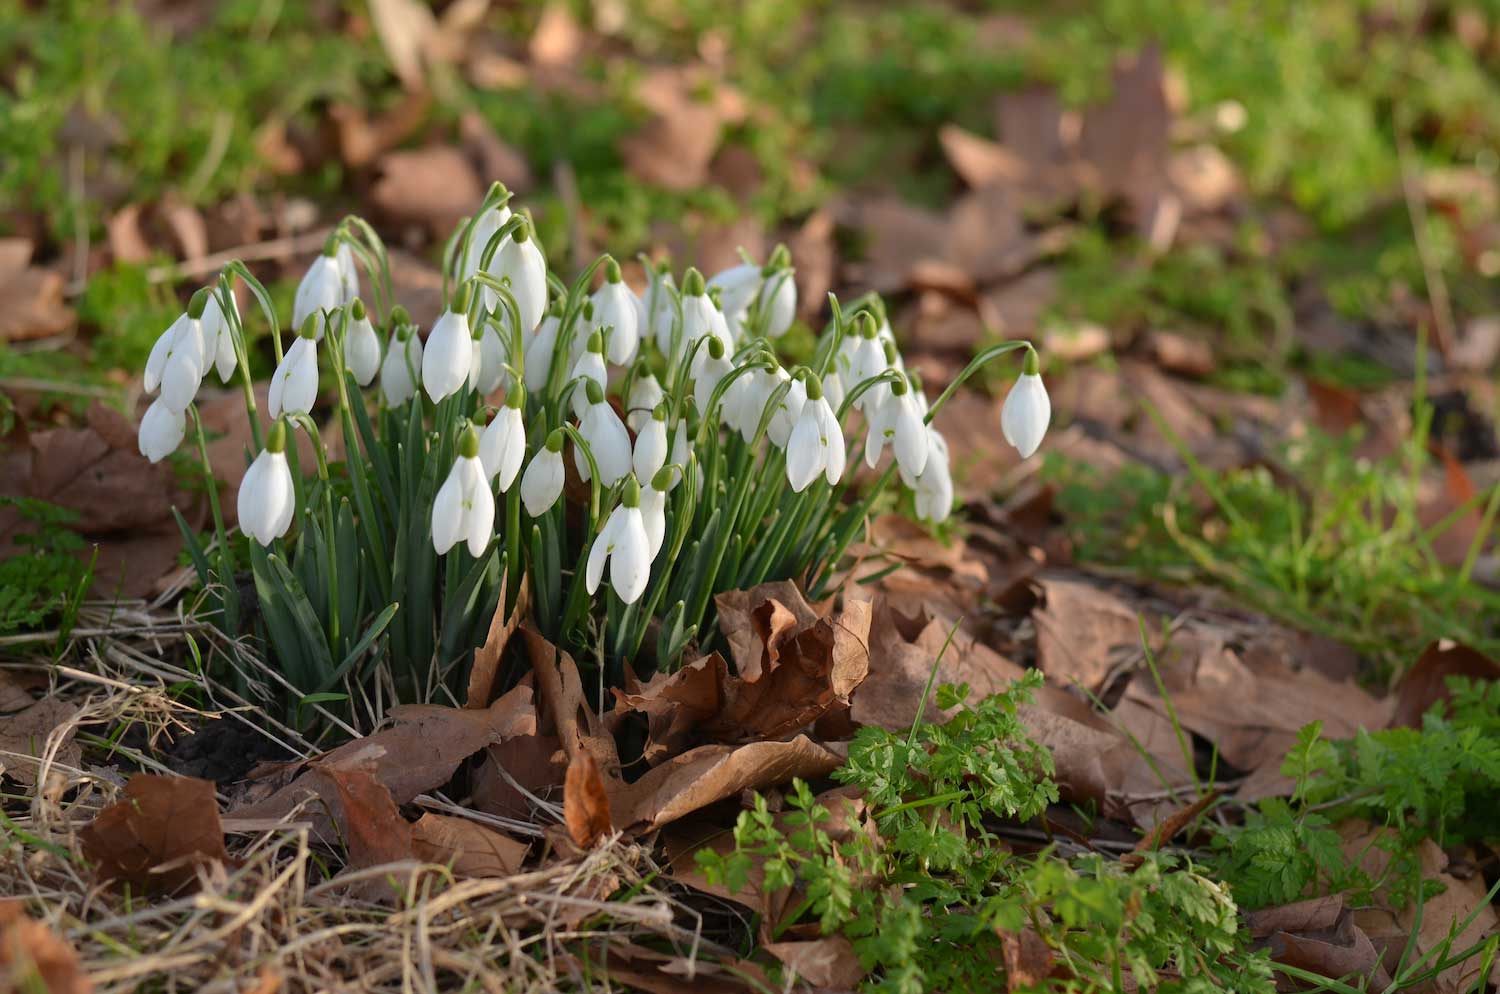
left=322, top=765, right=413, bottom=870
left=564, top=750, right=613, bottom=848
left=411, top=813, right=528, bottom=878
left=80, top=775, right=229, bottom=896
left=0, top=900, right=91, bottom=994
left=762, top=937, right=865, bottom=989
left=714, top=580, right=822, bottom=682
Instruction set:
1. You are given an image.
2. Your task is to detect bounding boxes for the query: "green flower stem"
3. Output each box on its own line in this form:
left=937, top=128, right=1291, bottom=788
left=923, top=341, right=1036, bottom=425
left=186, top=403, right=237, bottom=635
left=558, top=423, right=603, bottom=527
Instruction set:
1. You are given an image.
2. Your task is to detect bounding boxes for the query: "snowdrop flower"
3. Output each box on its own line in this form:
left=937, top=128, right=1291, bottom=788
left=479, top=396, right=526, bottom=491
left=592, top=258, right=640, bottom=365
left=268, top=317, right=319, bottom=418
left=432, top=426, right=494, bottom=558
left=334, top=241, right=361, bottom=305
left=201, top=287, right=240, bottom=383
left=137, top=397, right=185, bottom=463
left=823, top=369, right=845, bottom=411
left=641, top=465, right=673, bottom=560
left=785, top=374, right=845, bottom=492
left=667, top=419, right=691, bottom=492
left=708, top=261, right=760, bottom=338
left=633, top=403, right=668, bottom=483
left=756, top=246, right=796, bottom=338
left=913, top=429, right=954, bottom=523
left=639, top=263, right=678, bottom=355
left=460, top=199, right=512, bottom=283
left=865, top=375, right=928, bottom=479
left=473, top=323, right=511, bottom=396
left=521, top=430, right=566, bottom=517
left=292, top=246, right=344, bottom=340
left=423, top=290, right=475, bottom=402
left=569, top=331, right=608, bottom=419
left=380, top=314, right=422, bottom=406
left=848, top=315, right=887, bottom=411
left=626, top=372, right=664, bottom=433
left=237, top=420, right=296, bottom=546
left=730, top=364, right=778, bottom=443
left=492, top=219, right=548, bottom=333
left=1001, top=350, right=1050, bottom=459
left=767, top=367, right=807, bottom=449
left=691, top=334, right=733, bottom=416
left=523, top=311, right=561, bottom=386
left=586, top=476, right=651, bottom=604
left=344, top=298, right=381, bottom=387
left=676, top=268, right=715, bottom=360
left=575, top=380, right=632, bottom=486
left=143, top=295, right=207, bottom=412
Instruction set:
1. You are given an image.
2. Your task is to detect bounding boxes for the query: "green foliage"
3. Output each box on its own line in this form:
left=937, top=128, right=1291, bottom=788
left=700, top=675, right=1275, bottom=992
left=0, top=498, right=91, bottom=636
left=1046, top=428, right=1500, bottom=672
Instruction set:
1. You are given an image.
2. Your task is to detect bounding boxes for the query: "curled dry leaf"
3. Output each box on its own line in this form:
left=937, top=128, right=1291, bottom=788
left=371, top=146, right=483, bottom=236
left=465, top=573, right=530, bottom=709
left=714, top=580, right=821, bottom=683
left=80, top=775, right=229, bottom=896
left=0, top=238, right=75, bottom=342
left=1031, top=575, right=1151, bottom=694
left=564, top=750, right=613, bottom=848
left=1389, top=641, right=1500, bottom=729
left=615, top=735, right=843, bottom=832
left=612, top=654, right=729, bottom=764
left=0, top=698, right=81, bottom=787
left=411, top=813, right=527, bottom=878
left=762, top=936, right=865, bottom=989
left=997, top=926, right=1055, bottom=992
left=0, top=900, right=91, bottom=994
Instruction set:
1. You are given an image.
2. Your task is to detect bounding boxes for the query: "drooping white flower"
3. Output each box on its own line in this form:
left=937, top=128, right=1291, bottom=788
left=423, top=304, right=474, bottom=402
left=913, top=428, right=954, bottom=523
left=626, top=372, right=664, bottom=433
left=785, top=379, right=845, bottom=492
left=344, top=298, right=381, bottom=387
left=492, top=220, right=548, bottom=333
left=691, top=334, right=733, bottom=416
left=521, top=431, right=566, bottom=517
left=708, top=261, right=760, bottom=338
left=381, top=321, right=423, bottom=406
left=823, top=369, right=845, bottom=411
left=641, top=466, right=671, bottom=560
left=575, top=382, right=632, bottom=487
left=473, top=322, right=511, bottom=396
left=585, top=478, right=651, bottom=604
left=292, top=249, right=344, bottom=340
left=676, top=268, right=715, bottom=360
left=1000, top=355, right=1050, bottom=459
left=460, top=202, right=513, bottom=283
left=334, top=241, right=361, bottom=305
left=864, top=379, right=928, bottom=479
left=592, top=259, right=640, bottom=366
left=143, top=309, right=206, bottom=412
left=767, top=369, right=807, bottom=449
left=237, top=421, right=296, bottom=546
left=479, top=401, right=526, bottom=491
left=523, top=311, right=561, bottom=386
left=730, top=365, right=777, bottom=442
left=639, top=265, right=678, bottom=356
left=268, top=334, right=318, bottom=418
left=667, top=418, right=691, bottom=492
left=569, top=332, right=608, bottom=419
left=201, top=287, right=240, bottom=383
left=432, top=427, right=494, bottom=557
left=137, top=397, right=185, bottom=464
left=633, top=404, right=668, bottom=483
left=757, top=256, right=796, bottom=338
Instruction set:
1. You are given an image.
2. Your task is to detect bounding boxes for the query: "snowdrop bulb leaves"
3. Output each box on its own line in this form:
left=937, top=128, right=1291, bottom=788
left=137, top=397, right=185, bottom=463
left=523, top=313, right=560, bottom=386
left=494, top=227, right=548, bottom=332
left=521, top=440, right=566, bottom=517
left=422, top=309, right=473, bottom=402
left=345, top=306, right=381, bottom=387
left=479, top=404, right=526, bottom=491
left=381, top=328, right=422, bottom=406
left=1000, top=367, right=1050, bottom=459
left=268, top=336, right=318, bottom=418
left=627, top=373, right=664, bottom=433
left=633, top=412, right=667, bottom=483
left=576, top=399, right=632, bottom=486
left=238, top=428, right=296, bottom=546
left=292, top=253, right=343, bottom=340
left=201, top=290, right=240, bottom=383
left=592, top=275, right=640, bottom=366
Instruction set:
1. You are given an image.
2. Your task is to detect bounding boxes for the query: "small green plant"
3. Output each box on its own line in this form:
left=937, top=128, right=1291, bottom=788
left=700, top=675, right=1276, bottom=993
left=0, top=497, right=92, bottom=639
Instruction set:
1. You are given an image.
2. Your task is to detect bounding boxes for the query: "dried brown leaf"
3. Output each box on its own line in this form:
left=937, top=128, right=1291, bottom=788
left=80, top=775, right=229, bottom=895
left=612, top=655, right=728, bottom=764
left=1032, top=576, right=1148, bottom=693
left=465, top=574, right=529, bottom=709
left=564, top=750, right=613, bottom=848
left=1390, top=641, right=1500, bottom=729
left=410, top=813, right=527, bottom=877
left=459, top=110, right=534, bottom=192
left=714, top=580, right=822, bottom=682
left=762, top=937, right=865, bottom=988
left=371, top=146, right=483, bottom=236
left=322, top=765, right=413, bottom=869
left=997, top=926, right=1055, bottom=991
left=331, top=90, right=431, bottom=168
left=0, top=698, right=81, bottom=787
left=0, top=900, right=91, bottom=994
left=529, top=3, right=582, bottom=67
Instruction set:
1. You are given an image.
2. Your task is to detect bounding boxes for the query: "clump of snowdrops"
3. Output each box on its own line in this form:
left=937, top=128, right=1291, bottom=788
left=136, top=183, right=1049, bottom=733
